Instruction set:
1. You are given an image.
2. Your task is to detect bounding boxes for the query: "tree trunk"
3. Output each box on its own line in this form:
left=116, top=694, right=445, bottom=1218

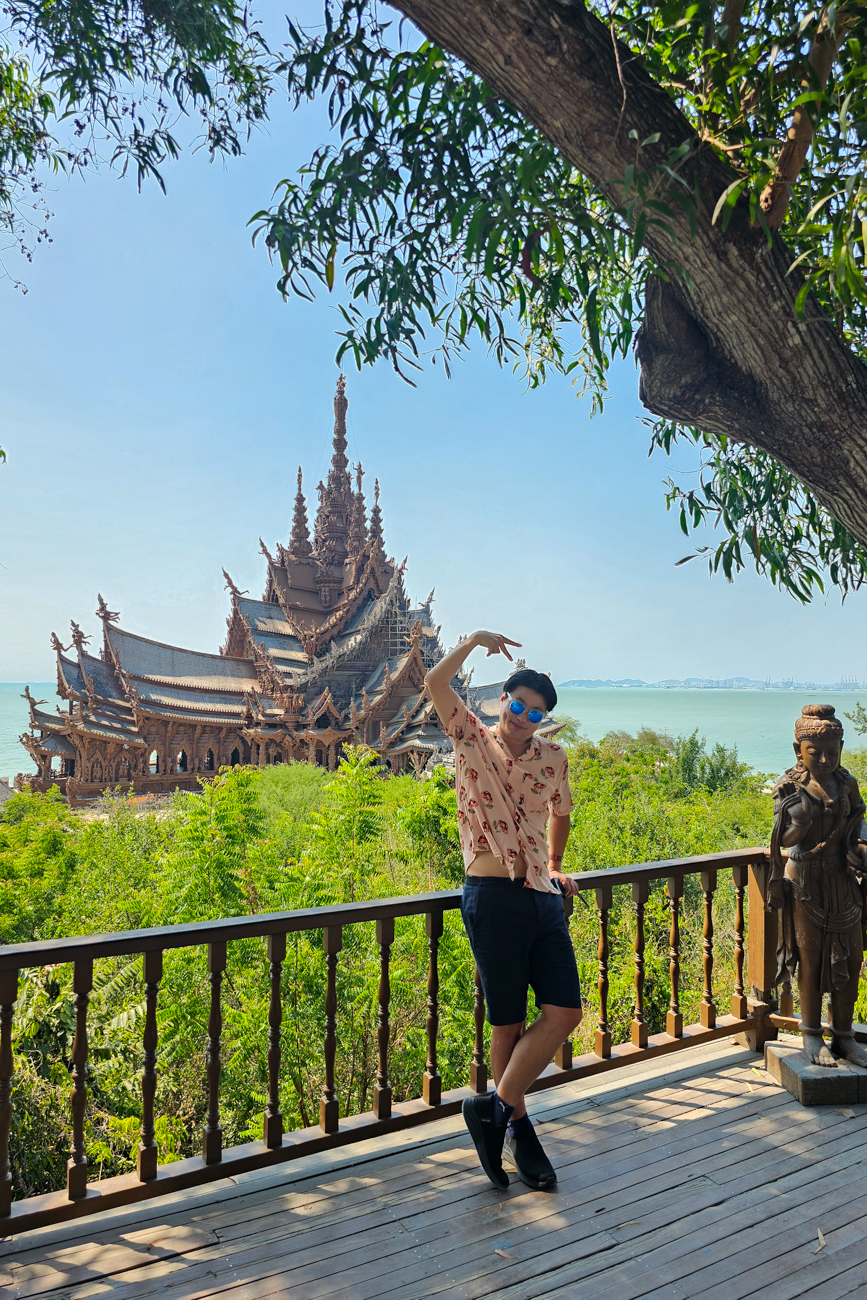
left=391, top=0, right=867, bottom=544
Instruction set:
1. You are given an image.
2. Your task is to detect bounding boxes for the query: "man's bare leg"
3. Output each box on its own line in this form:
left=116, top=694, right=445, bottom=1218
left=495, top=1005, right=583, bottom=1108
left=491, top=1023, right=526, bottom=1119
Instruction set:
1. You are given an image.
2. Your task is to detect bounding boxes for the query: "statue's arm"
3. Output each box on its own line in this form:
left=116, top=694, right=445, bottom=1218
left=781, top=821, right=809, bottom=848
left=775, top=783, right=812, bottom=848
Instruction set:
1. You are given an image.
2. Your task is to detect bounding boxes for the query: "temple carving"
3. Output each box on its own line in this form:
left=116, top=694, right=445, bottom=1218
left=19, top=379, right=451, bottom=799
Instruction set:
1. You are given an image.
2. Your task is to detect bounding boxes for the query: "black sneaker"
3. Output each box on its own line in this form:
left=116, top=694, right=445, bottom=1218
left=461, top=1095, right=509, bottom=1190
left=503, top=1123, right=557, bottom=1190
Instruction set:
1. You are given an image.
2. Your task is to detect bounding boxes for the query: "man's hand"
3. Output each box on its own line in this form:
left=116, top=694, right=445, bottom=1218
left=474, top=631, right=522, bottom=659
left=425, top=630, right=522, bottom=723
left=549, top=870, right=579, bottom=897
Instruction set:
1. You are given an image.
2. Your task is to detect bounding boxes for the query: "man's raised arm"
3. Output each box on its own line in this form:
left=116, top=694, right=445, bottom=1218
left=424, top=630, right=522, bottom=722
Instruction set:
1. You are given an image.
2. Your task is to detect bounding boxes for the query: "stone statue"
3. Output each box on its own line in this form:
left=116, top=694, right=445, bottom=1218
left=769, top=704, right=867, bottom=1067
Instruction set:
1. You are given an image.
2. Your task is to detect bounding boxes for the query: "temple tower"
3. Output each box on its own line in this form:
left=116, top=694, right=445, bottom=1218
left=349, top=462, right=368, bottom=556
left=289, top=468, right=312, bottom=559
left=369, top=479, right=385, bottom=551
left=21, top=374, right=454, bottom=798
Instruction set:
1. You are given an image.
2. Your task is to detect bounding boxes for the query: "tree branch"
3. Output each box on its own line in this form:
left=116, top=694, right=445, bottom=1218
left=388, top=0, right=867, bottom=547
left=760, top=9, right=848, bottom=229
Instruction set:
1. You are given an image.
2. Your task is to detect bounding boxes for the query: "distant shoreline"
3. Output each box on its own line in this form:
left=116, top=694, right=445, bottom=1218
left=558, top=680, right=865, bottom=692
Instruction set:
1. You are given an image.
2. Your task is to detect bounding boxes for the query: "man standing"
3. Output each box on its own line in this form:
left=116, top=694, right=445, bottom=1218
left=424, top=631, right=583, bottom=1192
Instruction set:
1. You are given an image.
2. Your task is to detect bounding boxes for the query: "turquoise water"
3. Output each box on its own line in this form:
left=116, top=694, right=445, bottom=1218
left=555, top=687, right=867, bottom=775
left=3, top=681, right=867, bottom=785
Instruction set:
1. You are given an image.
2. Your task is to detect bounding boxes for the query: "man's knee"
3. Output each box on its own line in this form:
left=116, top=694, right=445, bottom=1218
left=492, top=1021, right=525, bottom=1047
left=541, top=1004, right=583, bottom=1035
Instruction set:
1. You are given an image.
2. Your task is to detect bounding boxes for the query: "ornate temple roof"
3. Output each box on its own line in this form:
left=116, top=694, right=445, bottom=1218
left=106, top=625, right=259, bottom=691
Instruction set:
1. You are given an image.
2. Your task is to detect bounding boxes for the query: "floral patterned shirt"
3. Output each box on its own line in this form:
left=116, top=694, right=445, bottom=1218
left=443, top=697, right=574, bottom=894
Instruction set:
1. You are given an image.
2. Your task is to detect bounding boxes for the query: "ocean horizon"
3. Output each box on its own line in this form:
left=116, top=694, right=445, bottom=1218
left=4, top=681, right=867, bottom=785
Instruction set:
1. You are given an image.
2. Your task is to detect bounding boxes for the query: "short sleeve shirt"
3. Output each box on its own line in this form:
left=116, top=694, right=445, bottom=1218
left=443, top=696, right=573, bottom=894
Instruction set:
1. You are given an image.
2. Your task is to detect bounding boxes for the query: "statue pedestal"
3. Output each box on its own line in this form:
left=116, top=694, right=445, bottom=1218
left=765, top=1041, right=867, bottom=1106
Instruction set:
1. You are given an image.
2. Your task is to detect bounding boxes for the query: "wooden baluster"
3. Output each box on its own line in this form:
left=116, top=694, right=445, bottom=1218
left=731, top=863, right=748, bottom=1018
left=263, top=932, right=285, bottom=1148
left=138, top=950, right=163, bottom=1181
left=373, top=918, right=394, bottom=1119
left=700, top=869, right=717, bottom=1029
left=67, top=959, right=93, bottom=1200
left=423, top=912, right=443, bottom=1106
left=780, top=974, right=794, bottom=1019
left=666, top=876, right=684, bottom=1038
left=320, top=925, right=342, bottom=1134
left=202, top=941, right=226, bottom=1164
left=470, top=965, right=488, bottom=1093
left=555, top=894, right=575, bottom=1069
left=595, top=886, right=613, bottom=1059
left=0, top=970, right=18, bottom=1217
left=631, top=879, right=649, bottom=1048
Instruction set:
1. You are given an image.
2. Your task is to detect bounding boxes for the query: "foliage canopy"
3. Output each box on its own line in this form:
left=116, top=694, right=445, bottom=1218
left=6, top=0, right=867, bottom=599
left=0, top=0, right=271, bottom=279
left=250, top=0, right=867, bottom=601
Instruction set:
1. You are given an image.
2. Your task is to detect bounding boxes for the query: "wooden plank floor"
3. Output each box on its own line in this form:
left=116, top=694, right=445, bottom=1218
left=4, top=1036, right=867, bottom=1300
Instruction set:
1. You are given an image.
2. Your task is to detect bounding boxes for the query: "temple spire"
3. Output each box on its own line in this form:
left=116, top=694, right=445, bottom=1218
left=369, top=478, right=384, bottom=550
left=314, top=375, right=354, bottom=561
left=349, top=461, right=368, bottom=555
left=289, top=467, right=312, bottom=558
left=329, top=374, right=350, bottom=488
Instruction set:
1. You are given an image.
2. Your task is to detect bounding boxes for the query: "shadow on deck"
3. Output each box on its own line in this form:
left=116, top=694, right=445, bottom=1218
left=3, top=1036, right=867, bottom=1300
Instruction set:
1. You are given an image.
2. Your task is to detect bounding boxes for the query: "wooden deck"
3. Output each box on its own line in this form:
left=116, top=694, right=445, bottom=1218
left=4, top=1035, right=867, bottom=1300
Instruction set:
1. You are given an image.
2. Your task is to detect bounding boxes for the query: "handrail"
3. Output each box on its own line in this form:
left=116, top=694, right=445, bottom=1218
left=0, top=847, right=765, bottom=969
left=0, top=891, right=463, bottom=969
left=0, top=846, right=769, bottom=1235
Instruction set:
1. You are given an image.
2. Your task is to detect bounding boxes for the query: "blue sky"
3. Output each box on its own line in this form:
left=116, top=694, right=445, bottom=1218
left=2, top=2, right=867, bottom=686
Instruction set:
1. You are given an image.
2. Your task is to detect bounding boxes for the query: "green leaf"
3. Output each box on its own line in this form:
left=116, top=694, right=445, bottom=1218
left=325, top=241, right=337, bottom=291
left=712, top=179, right=745, bottom=227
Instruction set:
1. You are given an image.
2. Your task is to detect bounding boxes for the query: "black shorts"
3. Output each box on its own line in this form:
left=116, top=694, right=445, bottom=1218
left=460, top=876, right=582, bottom=1026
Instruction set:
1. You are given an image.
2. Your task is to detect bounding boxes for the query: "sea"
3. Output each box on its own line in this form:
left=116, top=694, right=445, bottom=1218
left=555, top=687, right=867, bottom=775
left=3, top=681, right=867, bottom=785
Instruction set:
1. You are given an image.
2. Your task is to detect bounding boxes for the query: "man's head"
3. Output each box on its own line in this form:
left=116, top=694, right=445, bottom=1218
left=498, top=668, right=557, bottom=746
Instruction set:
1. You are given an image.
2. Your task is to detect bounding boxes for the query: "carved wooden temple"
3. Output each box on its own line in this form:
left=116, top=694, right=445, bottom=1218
left=19, top=379, right=450, bottom=799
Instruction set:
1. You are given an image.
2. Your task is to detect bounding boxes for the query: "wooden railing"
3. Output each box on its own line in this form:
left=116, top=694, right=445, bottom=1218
left=0, top=847, right=773, bottom=1235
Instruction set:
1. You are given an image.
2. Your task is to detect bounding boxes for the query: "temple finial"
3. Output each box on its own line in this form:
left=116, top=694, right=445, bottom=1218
left=369, top=478, right=384, bottom=549
left=96, top=593, right=120, bottom=623
left=222, top=569, right=249, bottom=599
left=289, top=466, right=313, bottom=558
left=69, top=620, right=91, bottom=652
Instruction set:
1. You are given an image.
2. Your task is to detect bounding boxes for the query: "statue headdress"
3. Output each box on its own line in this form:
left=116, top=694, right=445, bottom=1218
left=794, top=703, right=843, bottom=741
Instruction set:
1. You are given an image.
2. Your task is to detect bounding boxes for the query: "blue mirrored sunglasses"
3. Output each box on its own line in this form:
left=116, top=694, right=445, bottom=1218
left=508, top=697, right=545, bottom=724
